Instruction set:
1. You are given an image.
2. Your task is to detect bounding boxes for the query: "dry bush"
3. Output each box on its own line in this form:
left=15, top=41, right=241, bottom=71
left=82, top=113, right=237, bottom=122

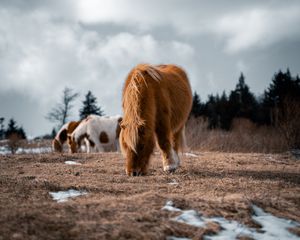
left=7, top=133, right=23, bottom=154
left=186, top=117, right=287, bottom=153
left=278, top=99, right=300, bottom=150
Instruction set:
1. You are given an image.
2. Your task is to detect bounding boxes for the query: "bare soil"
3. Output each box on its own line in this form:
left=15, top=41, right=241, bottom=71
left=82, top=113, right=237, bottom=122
left=0, top=151, right=299, bottom=239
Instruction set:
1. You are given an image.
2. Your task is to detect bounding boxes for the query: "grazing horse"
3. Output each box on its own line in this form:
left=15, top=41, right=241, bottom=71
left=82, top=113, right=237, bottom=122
left=119, top=64, right=192, bottom=176
left=68, top=115, right=122, bottom=153
left=52, top=121, right=81, bottom=152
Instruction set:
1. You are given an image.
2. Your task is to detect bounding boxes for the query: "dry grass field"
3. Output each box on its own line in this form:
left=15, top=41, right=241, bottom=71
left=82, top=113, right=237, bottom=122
left=0, top=150, right=299, bottom=239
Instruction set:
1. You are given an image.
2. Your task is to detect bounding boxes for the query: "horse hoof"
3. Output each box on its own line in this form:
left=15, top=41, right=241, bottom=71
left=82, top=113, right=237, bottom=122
left=129, top=171, right=144, bottom=176
left=163, top=164, right=177, bottom=173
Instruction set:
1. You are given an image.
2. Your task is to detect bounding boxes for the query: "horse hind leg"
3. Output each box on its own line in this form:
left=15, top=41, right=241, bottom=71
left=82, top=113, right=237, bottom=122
left=156, top=123, right=180, bottom=173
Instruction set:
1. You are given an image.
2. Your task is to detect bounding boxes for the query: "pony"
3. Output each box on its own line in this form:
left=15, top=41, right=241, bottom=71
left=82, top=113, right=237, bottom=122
left=119, top=64, right=192, bottom=176
left=68, top=115, right=122, bottom=153
left=52, top=121, right=81, bottom=152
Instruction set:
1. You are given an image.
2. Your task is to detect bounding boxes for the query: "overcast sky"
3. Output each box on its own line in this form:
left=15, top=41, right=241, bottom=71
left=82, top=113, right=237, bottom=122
left=1, top=0, right=300, bottom=137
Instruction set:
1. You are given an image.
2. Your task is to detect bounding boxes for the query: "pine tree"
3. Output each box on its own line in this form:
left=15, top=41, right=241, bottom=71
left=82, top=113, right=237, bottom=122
left=5, top=118, right=26, bottom=139
left=263, top=69, right=300, bottom=125
left=5, top=118, right=18, bottom=138
left=51, top=128, right=57, bottom=138
left=229, top=73, right=257, bottom=121
left=190, top=92, right=203, bottom=118
left=79, top=91, right=104, bottom=120
left=0, top=117, right=5, bottom=140
left=17, top=127, right=26, bottom=139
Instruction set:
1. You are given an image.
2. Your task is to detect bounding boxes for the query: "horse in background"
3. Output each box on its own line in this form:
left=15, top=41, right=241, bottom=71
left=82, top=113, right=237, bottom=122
left=119, top=64, right=192, bottom=176
left=68, top=115, right=122, bottom=153
left=52, top=121, right=81, bottom=152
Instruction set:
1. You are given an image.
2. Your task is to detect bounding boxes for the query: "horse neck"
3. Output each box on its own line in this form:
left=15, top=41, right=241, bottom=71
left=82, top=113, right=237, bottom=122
left=73, top=122, right=88, bottom=141
left=55, top=123, right=67, bottom=140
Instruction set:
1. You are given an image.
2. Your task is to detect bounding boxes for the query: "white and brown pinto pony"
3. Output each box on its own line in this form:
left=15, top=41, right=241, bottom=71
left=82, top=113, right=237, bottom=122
left=68, top=115, right=122, bottom=153
left=52, top=121, right=81, bottom=152
left=120, top=64, right=192, bottom=176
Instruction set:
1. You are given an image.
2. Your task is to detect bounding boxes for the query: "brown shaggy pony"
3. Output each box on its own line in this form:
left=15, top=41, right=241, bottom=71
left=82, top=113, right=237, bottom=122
left=120, top=64, right=192, bottom=176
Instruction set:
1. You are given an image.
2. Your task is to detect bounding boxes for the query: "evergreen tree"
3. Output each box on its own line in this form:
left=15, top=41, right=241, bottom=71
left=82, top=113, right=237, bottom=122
left=79, top=91, right=104, bottom=120
left=206, top=94, right=218, bottom=129
left=17, top=127, right=26, bottom=139
left=218, top=91, right=232, bottom=130
left=190, top=92, right=204, bottom=118
left=5, top=118, right=18, bottom=138
left=0, top=117, right=5, bottom=140
left=5, top=118, right=26, bottom=139
left=229, top=73, right=257, bottom=121
left=262, top=69, right=300, bottom=125
left=203, top=73, right=257, bottom=130
left=51, top=128, right=57, bottom=138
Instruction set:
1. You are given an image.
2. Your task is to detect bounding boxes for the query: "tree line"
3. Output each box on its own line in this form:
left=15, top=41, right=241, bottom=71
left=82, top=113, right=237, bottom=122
left=190, top=69, right=300, bottom=149
left=0, top=89, right=104, bottom=140
left=1, top=68, right=299, bottom=145
left=0, top=118, right=26, bottom=140
left=191, top=69, right=300, bottom=128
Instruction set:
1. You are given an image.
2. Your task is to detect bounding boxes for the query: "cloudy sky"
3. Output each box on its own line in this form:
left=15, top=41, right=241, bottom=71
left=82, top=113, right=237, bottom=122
left=1, top=0, right=300, bottom=137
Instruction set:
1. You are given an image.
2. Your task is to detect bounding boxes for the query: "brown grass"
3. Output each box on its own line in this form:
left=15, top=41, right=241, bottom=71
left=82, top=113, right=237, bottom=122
left=186, top=117, right=288, bottom=153
left=0, top=151, right=299, bottom=239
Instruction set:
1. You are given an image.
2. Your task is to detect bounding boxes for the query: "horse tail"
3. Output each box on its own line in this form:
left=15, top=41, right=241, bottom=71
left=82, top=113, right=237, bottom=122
left=121, top=64, right=161, bottom=153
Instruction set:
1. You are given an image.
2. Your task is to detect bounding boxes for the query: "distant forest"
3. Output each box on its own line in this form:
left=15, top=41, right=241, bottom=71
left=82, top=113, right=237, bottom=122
left=1, top=68, right=299, bottom=143
left=190, top=69, right=300, bottom=130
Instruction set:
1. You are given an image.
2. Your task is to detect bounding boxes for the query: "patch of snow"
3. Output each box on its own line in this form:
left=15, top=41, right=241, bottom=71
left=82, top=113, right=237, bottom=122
left=166, top=237, right=191, bottom=240
left=0, top=146, right=52, bottom=155
left=65, top=161, right=82, bottom=165
left=184, top=153, right=198, bottom=157
left=250, top=205, right=300, bottom=240
left=174, top=210, right=206, bottom=228
left=204, top=217, right=255, bottom=240
left=162, top=201, right=181, bottom=212
left=163, top=201, right=300, bottom=240
left=168, top=179, right=179, bottom=185
left=16, top=147, right=52, bottom=154
left=290, top=149, right=300, bottom=158
left=0, top=146, right=10, bottom=155
left=49, top=189, right=87, bottom=203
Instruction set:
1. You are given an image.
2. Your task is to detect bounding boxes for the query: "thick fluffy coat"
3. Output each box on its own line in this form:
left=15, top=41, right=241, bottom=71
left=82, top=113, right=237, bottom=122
left=68, top=115, right=122, bottom=153
left=120, top=64, right=192, bottom=176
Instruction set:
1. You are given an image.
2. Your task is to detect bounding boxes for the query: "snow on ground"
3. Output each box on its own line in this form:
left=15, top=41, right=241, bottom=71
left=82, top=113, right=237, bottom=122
left=16, top=147, right=52, bottom=154
left=0, top=146, right=52, bottom=155
left=162, top=201, right=182, bottom=212
left=168, top=179, right=179, bottom=185
left=184, top=153, right=198, bottom=157
left=49, top=189, right=87, bottom=203
left=166, top=237, right=191, bottom=240
left=65, top=161, right=82, bottom=165
left=0, top=146, right=10, bottom=155
left=291, top=149, right=300, bottom=159
left=163, top=201, right=300, bottom=240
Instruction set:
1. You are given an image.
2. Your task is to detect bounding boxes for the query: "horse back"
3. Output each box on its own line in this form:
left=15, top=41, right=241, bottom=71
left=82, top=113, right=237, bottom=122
left=156, top=65, right=192, bottom=131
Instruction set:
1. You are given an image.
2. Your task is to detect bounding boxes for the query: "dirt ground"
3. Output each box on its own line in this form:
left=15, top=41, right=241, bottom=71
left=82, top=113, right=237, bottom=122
left=0, top=151, right=300, bottom=240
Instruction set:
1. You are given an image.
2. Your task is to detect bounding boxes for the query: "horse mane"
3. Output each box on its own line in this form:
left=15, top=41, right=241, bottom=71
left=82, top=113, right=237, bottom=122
left=121, top=64, right=161, bottom=153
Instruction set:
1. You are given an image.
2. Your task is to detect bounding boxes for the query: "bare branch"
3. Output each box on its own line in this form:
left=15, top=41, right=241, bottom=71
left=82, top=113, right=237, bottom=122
left=46, top=87, right=79, bottom=128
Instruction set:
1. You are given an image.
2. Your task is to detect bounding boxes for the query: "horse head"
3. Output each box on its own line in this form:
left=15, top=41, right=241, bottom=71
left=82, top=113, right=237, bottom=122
left=67, top=134, right=78, bottom=153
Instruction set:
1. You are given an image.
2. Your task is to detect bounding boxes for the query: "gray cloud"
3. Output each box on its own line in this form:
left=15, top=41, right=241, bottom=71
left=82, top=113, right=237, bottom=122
left=0, top=0, right=299, bottom=137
